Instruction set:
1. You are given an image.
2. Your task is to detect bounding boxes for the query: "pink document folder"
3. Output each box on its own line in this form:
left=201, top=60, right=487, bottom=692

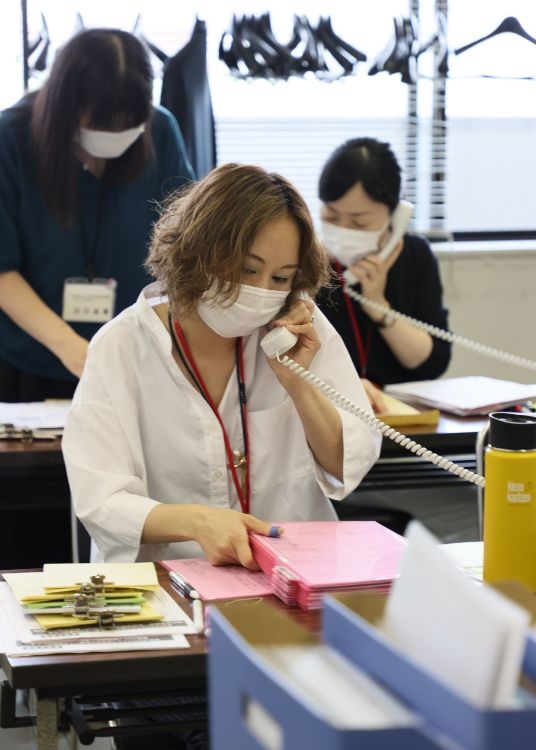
left=160, top=558, right=273, bottom=601
left=250, top=521, right=406, bottom=609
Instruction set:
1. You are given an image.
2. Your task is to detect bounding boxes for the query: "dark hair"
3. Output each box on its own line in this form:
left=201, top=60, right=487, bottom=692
left=146, top=163, right=331, bottom=316
left=30, top=28, right=154, bottom=228
left=318, top=137, right=401, bottom=212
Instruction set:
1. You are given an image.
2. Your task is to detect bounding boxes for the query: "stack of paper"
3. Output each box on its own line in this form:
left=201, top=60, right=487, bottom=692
left=0, top=563, right=198, bottom=656
left=385, top=376, right=536, bottom=417
left=250, top=521, right=406, bottom=610
left=376, top=392, right=440, bottom=427
left=0, top=399, right=72, bottom=439
left=4, top=563, right=163, bottom=630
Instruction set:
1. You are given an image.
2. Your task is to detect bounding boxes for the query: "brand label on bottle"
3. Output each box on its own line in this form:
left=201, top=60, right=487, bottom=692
left=507, top=481, right=532, bottom=504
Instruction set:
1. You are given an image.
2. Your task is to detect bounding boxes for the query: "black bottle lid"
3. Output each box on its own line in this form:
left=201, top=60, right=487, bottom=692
left=489, top=411, right=536, bottom=451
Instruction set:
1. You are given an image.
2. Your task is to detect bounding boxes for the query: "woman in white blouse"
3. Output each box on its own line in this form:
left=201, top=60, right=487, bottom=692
left=62, top=163, right=381, bottom=565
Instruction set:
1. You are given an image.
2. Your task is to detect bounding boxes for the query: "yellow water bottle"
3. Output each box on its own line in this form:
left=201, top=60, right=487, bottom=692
left=483, top=411, right=536, bottom=590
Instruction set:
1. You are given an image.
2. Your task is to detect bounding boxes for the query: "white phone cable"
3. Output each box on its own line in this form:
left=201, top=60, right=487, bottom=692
left=343, top=272, right=536, bottom=373
left=274, top=351, right=485, bottom=488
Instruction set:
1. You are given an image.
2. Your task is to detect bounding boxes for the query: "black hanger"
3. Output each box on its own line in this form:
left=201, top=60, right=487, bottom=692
left=292, top=15, right=326, bottom=75
left=73, top=12, right=85, bottom=34
left=28, top=13, right=50, bottom=73
left=369, top=15, right=418, bottom=85
left=244, top=14, right=287, bottom=78
left=315, top=16, right=367, bottom=77
left=132, top=14, right=168, bottom=66
left=455, top=16, right=536, bottom=55
left=250, top=13, right=296, bottom=79
left=318, top=17, right=366, bottom=64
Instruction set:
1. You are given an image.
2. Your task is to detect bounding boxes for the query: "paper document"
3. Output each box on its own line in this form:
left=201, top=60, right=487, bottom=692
left=42, top=562, right=159, bottom=592
left=385, top=376, right=536, bottom=416
left=0, top=400, right=71, bottom=430
left=161, top=558, right=273, bottom=600
left=382, top=522, right=530, bottom=708
left=441, top=541, right=483, bottom=582
left=0, top=582, right=195, bottom=656
left=376, top=393, right=440, bottom=427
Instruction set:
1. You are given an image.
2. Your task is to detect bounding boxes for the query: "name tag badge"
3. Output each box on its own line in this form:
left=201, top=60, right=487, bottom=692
left=62, top=277, right=117, bottom=323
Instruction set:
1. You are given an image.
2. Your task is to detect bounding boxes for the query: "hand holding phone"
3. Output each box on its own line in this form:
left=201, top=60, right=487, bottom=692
left=261, top=297, right=316, bottom=359
left=376, top=200, right=413, bottom=262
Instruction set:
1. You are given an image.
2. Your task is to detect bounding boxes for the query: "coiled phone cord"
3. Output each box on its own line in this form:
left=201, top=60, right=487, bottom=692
left=276, top=352, right=486, bottom=488
left=344, top=284, right=536, bottom=374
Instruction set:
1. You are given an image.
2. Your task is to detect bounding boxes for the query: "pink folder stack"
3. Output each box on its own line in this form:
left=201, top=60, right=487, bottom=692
left=250, top=520, right=406, bottom=610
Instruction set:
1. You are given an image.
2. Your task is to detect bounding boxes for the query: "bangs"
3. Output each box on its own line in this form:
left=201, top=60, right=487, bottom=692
left=85, top=82, right=151, bottom=129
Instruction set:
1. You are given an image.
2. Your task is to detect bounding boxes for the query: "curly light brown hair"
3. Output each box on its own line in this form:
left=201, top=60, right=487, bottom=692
left=146, top=163, right=331, bottom=316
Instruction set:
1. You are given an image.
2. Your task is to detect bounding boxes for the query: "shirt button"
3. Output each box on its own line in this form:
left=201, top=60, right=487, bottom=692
left=214, top=471, right=222, bottom=479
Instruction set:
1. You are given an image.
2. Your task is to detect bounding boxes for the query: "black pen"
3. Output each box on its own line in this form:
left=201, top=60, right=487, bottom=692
left=168, top=571, right=200, bottom=600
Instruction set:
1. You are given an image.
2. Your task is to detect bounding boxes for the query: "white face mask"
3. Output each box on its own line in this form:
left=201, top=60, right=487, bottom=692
left=197, top=283, right=289, bottom=338
left=77, top=124, right=146, bottom=159
left=320, top=219, right=389, bottom=267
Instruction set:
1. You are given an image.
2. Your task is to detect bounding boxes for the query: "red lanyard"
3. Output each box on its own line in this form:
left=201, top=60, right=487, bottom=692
left=171, top=319, right=251, bottom=515
left=335, top=263, right=372, bottom=378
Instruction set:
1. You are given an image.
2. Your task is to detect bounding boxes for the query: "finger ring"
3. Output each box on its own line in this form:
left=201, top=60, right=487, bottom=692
left=308, top=315, right=315, bottom=326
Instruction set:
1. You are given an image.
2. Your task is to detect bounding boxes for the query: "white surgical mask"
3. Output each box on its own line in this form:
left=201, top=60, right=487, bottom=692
left=77, top=124, right=146, bottom=159
left=320, top=220, right=389, bottom=267
left=197, top=283, right=289, bottom=338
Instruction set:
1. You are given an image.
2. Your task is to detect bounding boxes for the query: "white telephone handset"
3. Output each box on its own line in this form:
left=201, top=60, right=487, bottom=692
left=260, top=326, right=298, bottom=359
left=376, top=200, right=414, bottom=262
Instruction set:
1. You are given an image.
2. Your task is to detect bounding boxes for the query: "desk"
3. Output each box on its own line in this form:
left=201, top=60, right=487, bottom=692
left=0, top=567, right=321, bottom=750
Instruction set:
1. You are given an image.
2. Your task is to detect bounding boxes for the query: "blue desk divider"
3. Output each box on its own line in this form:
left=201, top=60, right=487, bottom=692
left=323, top=592, right=536, bottom=750
left=490, top=581, right=536, bottom=685
left=522, top=633, right=536, bottom=680
left=209, top=601, right=445, bottom=749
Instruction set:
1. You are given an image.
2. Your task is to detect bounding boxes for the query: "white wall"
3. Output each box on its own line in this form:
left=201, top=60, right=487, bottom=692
left=436, top=244, right=536, bottom=384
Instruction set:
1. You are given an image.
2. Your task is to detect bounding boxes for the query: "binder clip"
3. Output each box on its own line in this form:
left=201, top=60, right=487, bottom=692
left=74, top=575, right=114, bottom=599
left=90, top=574, right=110, bottom=592
left=70, top=593, right=122, bottom=628
left=72, top=594, right=93, bottom=617
left=96, top=611, right=118, bottom=630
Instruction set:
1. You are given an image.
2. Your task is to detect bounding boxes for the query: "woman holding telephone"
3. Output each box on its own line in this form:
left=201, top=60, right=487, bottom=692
left=62, top=163, right=380, bottom=566
left=316, top=137, right=451, bottom=411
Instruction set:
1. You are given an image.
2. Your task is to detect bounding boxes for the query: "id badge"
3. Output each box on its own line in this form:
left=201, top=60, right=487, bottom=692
left=62, top=277, right=117, bottom=323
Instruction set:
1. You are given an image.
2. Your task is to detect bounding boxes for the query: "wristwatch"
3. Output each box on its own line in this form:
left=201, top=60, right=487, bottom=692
left=377, top=309, right=396, bottom=329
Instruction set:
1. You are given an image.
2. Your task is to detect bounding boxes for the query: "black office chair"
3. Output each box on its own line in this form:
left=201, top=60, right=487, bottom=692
left=65, top=691, right=209, bottom=749
left=332, top=497, right=413, bottom=536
